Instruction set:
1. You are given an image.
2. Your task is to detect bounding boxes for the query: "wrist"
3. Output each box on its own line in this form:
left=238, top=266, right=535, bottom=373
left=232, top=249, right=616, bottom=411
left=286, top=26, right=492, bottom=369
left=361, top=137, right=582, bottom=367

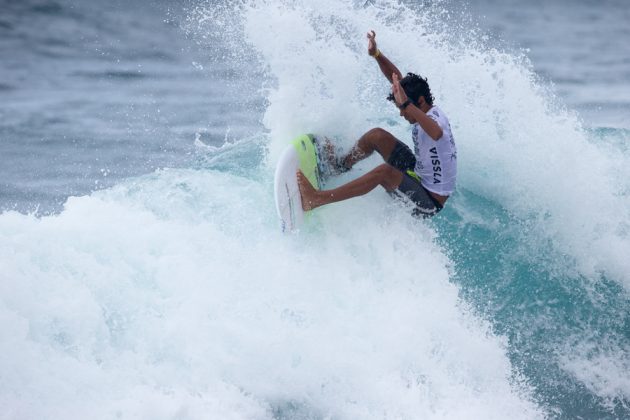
left=398, top=99, right=412, bottom=110
left=371, top=49, right=381, bottom=58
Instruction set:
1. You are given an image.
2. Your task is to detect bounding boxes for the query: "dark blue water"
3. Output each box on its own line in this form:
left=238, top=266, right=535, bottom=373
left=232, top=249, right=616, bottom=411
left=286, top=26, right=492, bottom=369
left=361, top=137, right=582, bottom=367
left=0, top=0, right=264, bottom=213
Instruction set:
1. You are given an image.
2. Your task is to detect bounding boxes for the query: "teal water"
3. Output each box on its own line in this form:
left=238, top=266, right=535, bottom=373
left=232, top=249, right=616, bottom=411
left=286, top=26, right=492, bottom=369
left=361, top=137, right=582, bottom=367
left=436, top=185, right=630, bottom=417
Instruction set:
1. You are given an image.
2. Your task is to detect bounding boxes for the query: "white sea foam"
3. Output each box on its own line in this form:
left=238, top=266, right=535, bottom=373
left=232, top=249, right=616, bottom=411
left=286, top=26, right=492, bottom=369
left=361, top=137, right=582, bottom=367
left=560, top=342, right=630, bottom=411
left=231, top=1, right=630, bottom=411
left=234, top=0, right=630, bottom=287
left=0, top=168, right=543, bottom=418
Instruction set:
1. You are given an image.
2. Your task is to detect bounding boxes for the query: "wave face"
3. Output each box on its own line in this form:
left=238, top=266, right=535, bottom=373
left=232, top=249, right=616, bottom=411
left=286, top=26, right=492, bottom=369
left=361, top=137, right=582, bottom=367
left=1, top=0, right=629, bottom=418
left=0, top=157, right=545, bottom=419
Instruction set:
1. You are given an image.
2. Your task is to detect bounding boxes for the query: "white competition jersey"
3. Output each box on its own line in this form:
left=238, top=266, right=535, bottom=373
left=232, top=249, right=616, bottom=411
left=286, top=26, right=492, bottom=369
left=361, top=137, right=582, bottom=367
left=411, top=106, right=457, bottom=196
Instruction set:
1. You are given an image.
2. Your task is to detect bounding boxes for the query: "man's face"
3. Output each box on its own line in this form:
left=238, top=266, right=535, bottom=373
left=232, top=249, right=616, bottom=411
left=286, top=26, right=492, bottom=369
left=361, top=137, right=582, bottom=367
left=389, top=87, right=420, bottom=124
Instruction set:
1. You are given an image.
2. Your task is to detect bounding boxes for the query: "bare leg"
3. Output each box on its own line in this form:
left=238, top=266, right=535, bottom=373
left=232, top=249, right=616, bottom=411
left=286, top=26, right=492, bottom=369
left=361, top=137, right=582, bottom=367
left=297, top=164, right=403, bottom=211
left=339, top=128, right=399, bottom=170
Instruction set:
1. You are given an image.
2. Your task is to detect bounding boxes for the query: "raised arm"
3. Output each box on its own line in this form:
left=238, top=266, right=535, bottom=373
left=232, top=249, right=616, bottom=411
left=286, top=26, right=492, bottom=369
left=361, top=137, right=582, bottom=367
left=367, top=30, right=402, bottom=84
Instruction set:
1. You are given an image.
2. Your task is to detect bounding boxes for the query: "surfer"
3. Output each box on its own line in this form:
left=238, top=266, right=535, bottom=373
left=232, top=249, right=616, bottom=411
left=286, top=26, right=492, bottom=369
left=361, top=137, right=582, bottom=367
left=298, top=30, right=457, bottom=218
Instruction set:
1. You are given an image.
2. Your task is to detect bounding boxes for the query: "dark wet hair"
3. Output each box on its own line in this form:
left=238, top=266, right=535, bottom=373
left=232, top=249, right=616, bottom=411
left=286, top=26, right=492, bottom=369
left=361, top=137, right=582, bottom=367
left=387, top=73, right=434, bottom=106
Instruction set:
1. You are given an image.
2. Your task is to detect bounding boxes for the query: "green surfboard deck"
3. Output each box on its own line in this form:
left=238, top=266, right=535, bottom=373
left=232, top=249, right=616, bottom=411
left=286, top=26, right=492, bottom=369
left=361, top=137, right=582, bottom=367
left=292, top=134, right=321, bottom=190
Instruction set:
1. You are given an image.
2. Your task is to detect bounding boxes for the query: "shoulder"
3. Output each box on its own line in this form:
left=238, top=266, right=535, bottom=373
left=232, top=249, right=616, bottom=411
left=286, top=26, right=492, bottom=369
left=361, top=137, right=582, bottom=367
left=427, top=106, right=446, bottom=119
left=427, top=106, right=449, bottom=125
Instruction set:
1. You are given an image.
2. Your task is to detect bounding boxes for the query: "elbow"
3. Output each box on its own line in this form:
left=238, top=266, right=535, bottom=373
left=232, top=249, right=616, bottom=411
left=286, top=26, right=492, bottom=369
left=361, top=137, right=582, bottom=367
left=431, top=128, right=443, bottom=141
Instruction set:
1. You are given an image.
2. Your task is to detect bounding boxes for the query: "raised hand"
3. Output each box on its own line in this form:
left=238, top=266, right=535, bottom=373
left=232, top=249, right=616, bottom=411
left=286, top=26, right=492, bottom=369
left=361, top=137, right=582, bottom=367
left=367, top=30, right=377, bottom=56
left=392, top=73, right=408, bottom=106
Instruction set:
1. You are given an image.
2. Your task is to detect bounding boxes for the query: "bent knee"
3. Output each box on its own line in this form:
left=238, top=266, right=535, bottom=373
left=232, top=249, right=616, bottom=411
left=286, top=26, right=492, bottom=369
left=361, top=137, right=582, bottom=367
left=360, top=128, right=398, bottom=155
left=365, top=127, right=392, bottom=139
left=375, top=164, right=403, bottom=191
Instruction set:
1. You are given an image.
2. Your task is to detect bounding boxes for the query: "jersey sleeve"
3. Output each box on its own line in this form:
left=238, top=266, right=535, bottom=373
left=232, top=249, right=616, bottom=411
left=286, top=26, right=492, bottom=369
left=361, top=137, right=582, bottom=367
left=427, top=109, right=439, bottom=123
left=427, top=107, right=448, bottom=137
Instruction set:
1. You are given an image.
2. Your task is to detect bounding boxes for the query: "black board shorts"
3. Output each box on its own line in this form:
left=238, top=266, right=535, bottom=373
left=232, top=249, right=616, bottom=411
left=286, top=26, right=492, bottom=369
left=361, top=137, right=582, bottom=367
left=387, top=140, right=443, bottom=218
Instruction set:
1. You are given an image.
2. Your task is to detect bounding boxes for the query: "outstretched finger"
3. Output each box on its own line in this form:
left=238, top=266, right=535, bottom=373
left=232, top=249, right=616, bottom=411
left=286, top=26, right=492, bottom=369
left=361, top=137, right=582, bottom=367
left=392, top=74, right=403, bottom=100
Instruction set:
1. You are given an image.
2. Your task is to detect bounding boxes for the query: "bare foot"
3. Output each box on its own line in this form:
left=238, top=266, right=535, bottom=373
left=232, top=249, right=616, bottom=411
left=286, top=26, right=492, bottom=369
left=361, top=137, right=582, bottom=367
left=296, top=171, right=320, bottom=211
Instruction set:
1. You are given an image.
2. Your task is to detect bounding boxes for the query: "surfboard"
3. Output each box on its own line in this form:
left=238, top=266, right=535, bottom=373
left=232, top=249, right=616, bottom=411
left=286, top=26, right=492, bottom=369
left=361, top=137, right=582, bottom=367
left=273, top=133, right=331, bottom=232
